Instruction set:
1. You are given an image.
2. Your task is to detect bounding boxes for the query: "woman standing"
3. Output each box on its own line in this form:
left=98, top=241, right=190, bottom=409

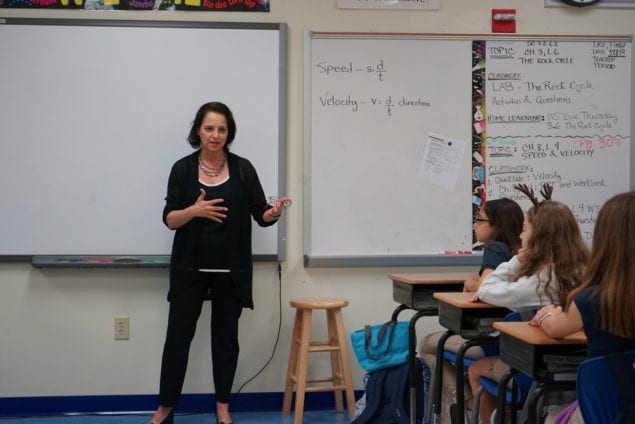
left=150, top=102, right=290, bottom=424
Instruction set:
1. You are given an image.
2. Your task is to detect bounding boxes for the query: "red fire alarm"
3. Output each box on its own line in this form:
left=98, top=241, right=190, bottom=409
left=492, top=9, right=516, bottom=33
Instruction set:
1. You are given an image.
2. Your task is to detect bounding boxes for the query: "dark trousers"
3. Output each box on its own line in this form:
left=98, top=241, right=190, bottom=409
left=159, top=273, right=243, bottom=406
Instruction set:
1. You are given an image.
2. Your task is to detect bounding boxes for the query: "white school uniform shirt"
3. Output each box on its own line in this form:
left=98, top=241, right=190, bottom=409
left=476, top=255, right=561, bottom=310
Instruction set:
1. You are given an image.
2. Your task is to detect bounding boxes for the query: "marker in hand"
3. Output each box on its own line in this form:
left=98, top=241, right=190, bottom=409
left=267, top=195, right=292, bottom=220
left=268, top=196, right=293, bottom=208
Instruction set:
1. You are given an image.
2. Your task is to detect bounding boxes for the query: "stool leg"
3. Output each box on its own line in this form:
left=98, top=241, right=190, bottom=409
left=293, top=309, right=313, bottom=424
left=282, top=308, right=303, bottom=415
left=327, top=309, right=345, bottom=412
left=332, top=308, right=356, bottom=420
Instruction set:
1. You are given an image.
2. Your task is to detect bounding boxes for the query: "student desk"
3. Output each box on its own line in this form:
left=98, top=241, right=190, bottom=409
left=388, top=273, right=470, bottom=424
left=389, top=272, right=470, bottom=311
left=432, top=292, right=511, bottom=424
left=493, top=322, right=587, bottom=424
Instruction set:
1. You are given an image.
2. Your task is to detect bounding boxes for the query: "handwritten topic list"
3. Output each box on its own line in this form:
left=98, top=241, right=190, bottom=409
left=485, top=40, right=631, bottom=240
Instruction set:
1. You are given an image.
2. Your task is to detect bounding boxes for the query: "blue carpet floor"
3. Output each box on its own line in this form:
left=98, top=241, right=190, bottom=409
left=0, top=411, right=350, bottom=424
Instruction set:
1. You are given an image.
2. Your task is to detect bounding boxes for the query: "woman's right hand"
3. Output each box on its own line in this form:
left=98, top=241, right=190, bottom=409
left=191, top=189, right=227, bottom=223
left=165, top=189, right=227, bottom=229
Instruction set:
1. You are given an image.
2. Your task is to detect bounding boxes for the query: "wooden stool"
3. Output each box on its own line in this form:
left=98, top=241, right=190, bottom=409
left=282, top=297, right=356, bottom=424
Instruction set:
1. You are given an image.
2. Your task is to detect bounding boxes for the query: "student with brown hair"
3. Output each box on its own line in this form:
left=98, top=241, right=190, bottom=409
left=466, top=184, right=589, bottom=424
left=418, top=197, right=524, bottom=423
left=531, top=191, right=635, bottom=424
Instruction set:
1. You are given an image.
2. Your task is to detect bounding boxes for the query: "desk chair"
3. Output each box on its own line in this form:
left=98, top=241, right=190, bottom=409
left=433, top=318, right=518, bottom=424
left=577, top=350, right=635, bottom=424
left=444, top=338, right=500, bottom=424
left=470, top=370, right=533, bottom=424
left=442, top=341, right=503, bottom=374
left=462, top=310, right=535, bottom=424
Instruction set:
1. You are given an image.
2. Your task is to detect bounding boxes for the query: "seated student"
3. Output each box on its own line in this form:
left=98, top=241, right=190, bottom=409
left=418, top=198, right=524, bottom=423
left=463, top=198, right=524, bottom=293
left=466, top=184, right=589, bottom=424
left=530, top=191, right=635, bottom=424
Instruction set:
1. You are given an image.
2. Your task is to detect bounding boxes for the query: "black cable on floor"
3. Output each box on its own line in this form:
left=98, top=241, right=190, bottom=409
left=235, top=262, right=283, bottom=394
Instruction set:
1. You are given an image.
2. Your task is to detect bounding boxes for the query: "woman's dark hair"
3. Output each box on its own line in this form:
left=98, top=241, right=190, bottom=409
left=187, top=101, right=237, bottom=151
left=483, top=198, right=524, bottom=254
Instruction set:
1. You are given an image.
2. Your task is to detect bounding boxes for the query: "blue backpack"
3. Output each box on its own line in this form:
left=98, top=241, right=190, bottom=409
left=352, top=358, right=428, bottom=424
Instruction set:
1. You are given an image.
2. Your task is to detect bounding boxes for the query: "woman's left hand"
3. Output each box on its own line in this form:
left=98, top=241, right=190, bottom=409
left=264, top=196, right=291, bottom=222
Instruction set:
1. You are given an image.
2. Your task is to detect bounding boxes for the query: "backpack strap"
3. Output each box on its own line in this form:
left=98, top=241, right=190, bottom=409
left=351, top=367, right=388, bottom=424
left=385, top=361, right=410, bottom=424
left=351, top=363, right=413, bottom=424
left=605, top=352, right=635, bottom=405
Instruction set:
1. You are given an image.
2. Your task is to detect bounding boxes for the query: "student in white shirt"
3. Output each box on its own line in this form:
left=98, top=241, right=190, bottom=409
left=467, top=184, right=589, bottom=424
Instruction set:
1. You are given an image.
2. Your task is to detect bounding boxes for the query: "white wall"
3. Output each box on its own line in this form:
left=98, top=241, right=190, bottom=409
left=1, top=0, right=634, bottom=401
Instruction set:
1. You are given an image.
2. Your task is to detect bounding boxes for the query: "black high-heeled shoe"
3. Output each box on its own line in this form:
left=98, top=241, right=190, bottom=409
left=151, top=410, right=174, bottom=424
left=215, top=402, right=232, bottom=424
left=215, top=414, right=233, bottom=424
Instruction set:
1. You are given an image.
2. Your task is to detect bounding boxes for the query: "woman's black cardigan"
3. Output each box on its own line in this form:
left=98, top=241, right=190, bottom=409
left=162, top=150, right=275, bottom=308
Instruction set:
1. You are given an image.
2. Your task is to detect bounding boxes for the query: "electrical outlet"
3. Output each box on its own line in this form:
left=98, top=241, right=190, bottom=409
left=114, top=316, right=130, bottom=340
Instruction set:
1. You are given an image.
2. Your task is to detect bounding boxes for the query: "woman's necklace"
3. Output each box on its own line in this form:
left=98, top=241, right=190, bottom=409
left=199, top=153, right=227, bottom=177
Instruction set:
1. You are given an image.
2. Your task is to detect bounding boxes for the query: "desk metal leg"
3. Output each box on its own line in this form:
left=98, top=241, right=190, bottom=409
left=456, top=338, right=492, bottom=424
left=392, top=303, right=411, bottom=321
left=408, top=310, right=437, bottom=424
left=527, top=381, right=547, bottom=424
left=510, top=373, right=518, bottom=424
left=527, top=380, right=576, bottom=424
left=431, top=329, right=454, bottom=423
left=495, top=368, right=517, bottom=424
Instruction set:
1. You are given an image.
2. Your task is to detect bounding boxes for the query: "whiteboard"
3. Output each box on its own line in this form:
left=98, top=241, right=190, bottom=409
left=304, top=32, right=632, bottom=266
left=305, top=35, right=473, bottom=260
left=0, top=19, right=287, bottom=259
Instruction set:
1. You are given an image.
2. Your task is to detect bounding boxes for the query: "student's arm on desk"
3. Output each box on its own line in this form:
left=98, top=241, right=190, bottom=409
left=463, top=268, right=493, bottom=293
left=475, top=256, right=528, bottom=307
left=529, top=302, right=584, bottom=339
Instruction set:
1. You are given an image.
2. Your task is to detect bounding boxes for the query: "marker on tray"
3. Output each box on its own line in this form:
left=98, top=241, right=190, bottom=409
left=443, top=250, right=473, bottom=255
left=114, top=256, right=140, bottom=263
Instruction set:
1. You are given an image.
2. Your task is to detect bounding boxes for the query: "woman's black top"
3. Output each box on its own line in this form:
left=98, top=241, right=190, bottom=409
left=163, top=150, right=275, bottom=308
